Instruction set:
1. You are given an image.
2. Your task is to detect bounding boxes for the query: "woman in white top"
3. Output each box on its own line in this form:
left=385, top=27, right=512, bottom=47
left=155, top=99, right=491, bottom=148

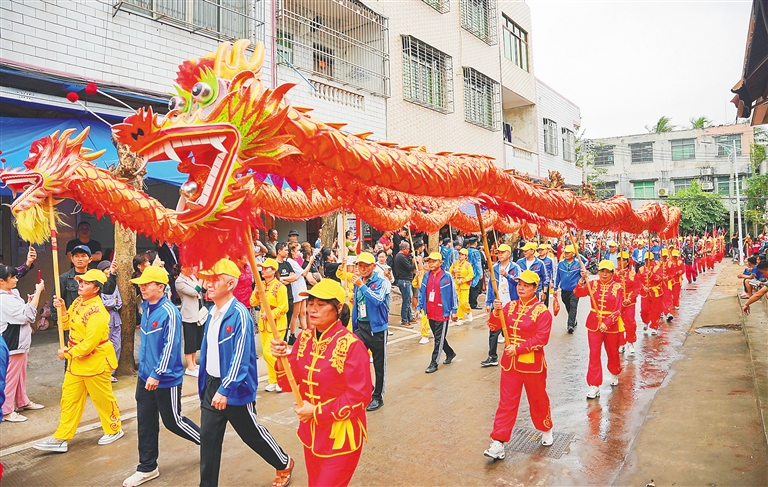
left=175, top=265, right=203, bottom=377
left=287, top=243, right=310, bottom=341
left=0, top=264, right=45, bottom=422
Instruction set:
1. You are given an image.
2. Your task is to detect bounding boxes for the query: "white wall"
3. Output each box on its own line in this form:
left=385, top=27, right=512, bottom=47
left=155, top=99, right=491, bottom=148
left=535, top=79, right=582, bottom=185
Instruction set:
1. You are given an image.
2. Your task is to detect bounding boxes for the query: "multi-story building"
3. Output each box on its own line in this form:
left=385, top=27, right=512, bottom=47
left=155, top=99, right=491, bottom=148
left=531, top=78, right=581, bottom=185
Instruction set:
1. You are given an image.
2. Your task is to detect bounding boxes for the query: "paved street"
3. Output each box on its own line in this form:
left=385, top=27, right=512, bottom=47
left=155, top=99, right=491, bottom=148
left=1, top=262, right=766, bottom=486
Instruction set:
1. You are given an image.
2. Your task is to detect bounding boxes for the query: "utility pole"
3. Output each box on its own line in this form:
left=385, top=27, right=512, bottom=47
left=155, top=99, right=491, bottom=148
left=734, top=139, right=744, bottom=266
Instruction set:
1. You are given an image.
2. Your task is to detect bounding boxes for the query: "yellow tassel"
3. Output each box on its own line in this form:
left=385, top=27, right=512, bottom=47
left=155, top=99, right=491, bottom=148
left=13, top=206, right=65, bottom=245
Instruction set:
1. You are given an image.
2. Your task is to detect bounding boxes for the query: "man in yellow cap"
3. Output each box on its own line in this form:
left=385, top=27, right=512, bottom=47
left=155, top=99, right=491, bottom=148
left=34, top=269, right=123, bottom=453
left=351, top=252, right=390, bottom=411
left=197, top=259, right=293, bottom=487
left=449, top=248, right=474, bottom=324
left=554, top=244, right=584, bottom=334
left=517, top=242, right=549, bottom=298
left=123, top=266, right=200, bottom=487
left=537, top=243, right=557, bottom=308
left=483, top=269, right=555, bottom=460
left=638, top=251, right=664, bottom=335
left=482, top=244, right=521, bottom=367
left=250, top=258, right=288, bottom=393
left=417, top=252, right=458, bottom=374
left=575, top=260, right=625, bottom=398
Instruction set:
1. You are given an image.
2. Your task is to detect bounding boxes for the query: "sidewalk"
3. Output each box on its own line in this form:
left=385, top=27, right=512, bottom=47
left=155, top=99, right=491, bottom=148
left=741, top=268, right=768, bottom=450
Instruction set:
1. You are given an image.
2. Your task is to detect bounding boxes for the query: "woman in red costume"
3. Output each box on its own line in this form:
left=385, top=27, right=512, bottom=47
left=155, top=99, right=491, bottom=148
left=615, top=252, right=640, bottom=356
left=271, top=279, right=372, bottom=487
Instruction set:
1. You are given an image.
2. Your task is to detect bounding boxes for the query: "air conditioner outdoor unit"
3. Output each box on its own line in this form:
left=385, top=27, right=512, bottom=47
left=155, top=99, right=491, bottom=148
left=700, top=181, right=715, bottom=191
left=700, top=167, right=713, bottom=176
left=657, top=188, right=669, bottom=197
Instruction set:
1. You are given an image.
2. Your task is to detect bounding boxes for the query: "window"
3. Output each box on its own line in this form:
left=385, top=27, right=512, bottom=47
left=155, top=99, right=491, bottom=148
left=594, top=183, right=616, bottom=199
left=673, top=178, right=693, bottom=194
left=463, top=67, right=501, bottom=131
left=503, top=122, right=513, bottom=144
left=502, top=15, right=528, bottom=72
left=715, top=134, right=743, bottom=156
left=543, top=119, right=558, bottom=155
left=562, top=128, right=575, bottom=161
left=276, top=30, right=293, bottom=64
left=402, top=36, right=454, bottom=113
left=460, top=0, right=497, bottom=45
left=313, top=44, right=334, bottom=77
left=633, top=181, right=655, bottom=199
left=594, top=145, right=615, bottom=165
left=671, top=138, right=695, bottom=160
left=630, top=142, right=653, bottom=163
left=423, top=0, right=450, bottom=13
left=717, top=178, right=731, bottom=195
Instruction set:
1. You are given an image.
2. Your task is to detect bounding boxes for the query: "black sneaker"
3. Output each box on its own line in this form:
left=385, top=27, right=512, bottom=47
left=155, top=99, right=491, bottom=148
left=567, top=326, right=575, bottom=334
left=443, top=352, right=457, bottom=365
left=480, top=357, right=499, bottom=367
left=287, top=334, right=297, bottom=346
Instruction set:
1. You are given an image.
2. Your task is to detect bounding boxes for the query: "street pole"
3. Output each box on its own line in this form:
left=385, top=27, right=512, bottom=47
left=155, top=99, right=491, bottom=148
left=733, top=140, right=744, bottom=266
left=729, top=156, right=735, bottom=236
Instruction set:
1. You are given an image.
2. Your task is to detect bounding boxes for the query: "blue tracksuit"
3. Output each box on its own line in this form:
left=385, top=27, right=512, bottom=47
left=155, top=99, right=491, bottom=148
left=467, top=248, right=483, bottom=287
left=416, top=269, right=458, bottom=319
left=352, top=271, right=390, bottom=332
left=198, top=299, right=259, bottom=406
left=485, top=261, right=521, bottom=305
left=555, top=256, right=586, bottom=292
left=516, top=257, right=549, bottom=292
left=440, top=245, right=455, bottom=272
left=139, top=296, right=184, bottom=388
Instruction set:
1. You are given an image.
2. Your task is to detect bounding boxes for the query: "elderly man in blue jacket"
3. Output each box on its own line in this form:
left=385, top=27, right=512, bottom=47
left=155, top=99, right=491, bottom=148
left=197, top=259, right=293, bottom=487
left=482, top=244, right=521, bottom=367
left=417, top=252, right=459, bottom=374
left=351, top=252, right=390, bottom=412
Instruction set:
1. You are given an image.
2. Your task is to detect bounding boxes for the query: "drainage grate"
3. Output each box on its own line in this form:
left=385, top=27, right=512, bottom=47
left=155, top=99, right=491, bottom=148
left=694, top=324, right=742, bottom=334
left=505, top=427, right=575, bottom=459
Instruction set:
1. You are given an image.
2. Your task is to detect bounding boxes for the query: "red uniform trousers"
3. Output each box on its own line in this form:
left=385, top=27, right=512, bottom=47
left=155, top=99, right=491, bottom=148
left=619, top=303, right=637, bottom=346
left=304, top=446, right=362, bottom=487
left=684, top=263, right=697, bottom=283
left=696, top=258, right=706, bottom=273
left=587, top=330, right=622, bottom=386
left=706, top=255, right=714, bottom=270
left=640, top=295, right=662, bottom=329
left=490, top=368, right=552, bottom=442
left=671, top=282, right=681, bottom=308
left=661, top=285, right=673, bottom=315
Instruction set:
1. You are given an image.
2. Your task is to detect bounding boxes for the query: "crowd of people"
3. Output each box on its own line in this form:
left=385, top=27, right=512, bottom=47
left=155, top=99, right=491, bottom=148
left=0, top=223, right=766, bottom=486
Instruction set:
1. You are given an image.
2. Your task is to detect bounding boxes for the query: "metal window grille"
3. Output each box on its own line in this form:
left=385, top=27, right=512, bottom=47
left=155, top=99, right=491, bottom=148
left=423, top=0, right=450, bottom=14
left=501, top=14, right=528, bottom=71
left=402, top=36, right=453, bottom=113
left=116, top=0, right=264, bottom=44
left=562, top=128, right=575, bottom=161
left=276, top=0, right=390, bottom=97
left=715, top=134, right=743, bottom=156
left=460, top=0, right=497, bottom=45
left=671, top=138, right=696, bottom=160
left=594, top=145, right=615, bottom=165
left=463, top=67, right=500, bottom=131
left=543, top=118, right=558, bottom=155
left=630, top=142, right=653, bottom=163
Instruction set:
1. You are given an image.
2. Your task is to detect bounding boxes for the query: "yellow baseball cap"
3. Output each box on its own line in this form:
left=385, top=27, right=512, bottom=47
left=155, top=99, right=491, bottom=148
left=672, top=250, right=680, bottom=257
left=198, top=259, right=242, bottom=279
left=424, top=252, right=443, bottom=261
left=497, top=244, right=511, bottom=253
left=299, top=278, right=346, bottom=302
left=356, top=252, right=376, bottom=265
left=598, top=260, right=615, bottom=271
left=619, top=251, right=630, bottom=259
left=644, top=252, right=654, bottom=260
left=521, top=242, right=538, bottom=251
left=518, top=269, right=540, bottom=285
left=459, top=248, right=469, bottom=255
left=661, top=249, right=669, bottom=256
left=258, top=258, right=279, bottom=270
left=563, top=245, right=576, bottom=253
left=130, top=265, right=169, bottom=285
left=608, top=241, right=618, bottom=247
left=76, top=269, right=108, bottom=284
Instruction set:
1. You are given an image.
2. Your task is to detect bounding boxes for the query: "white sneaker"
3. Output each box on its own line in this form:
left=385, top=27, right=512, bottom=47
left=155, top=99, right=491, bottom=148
left=370, top=355, right=374, bottom=363
left=419, top=336, right=429, bottom=344
left=497, top=333, right=505, bottom=343
left=626, top=342, right=635, bottom=355
left=98, top=429, right=124, bottom=445
left=184, top=367, right=199, bottom=377
left=5, top=411, right=28, bottom=422
left=123, top=468, right=160, bottom=487
left=541, top=429, right=554, bottom=446
left=586, top=385, right=600, bottom=399
left=33, top=437, right=68, bottom=453
left=674, top=306, right=680, bottom=310
left=483, top=440, right=505, bottom=460
left=265, top=383, right=278, bottom=392
left=387, top=330, right=394, bottom=336
left=643, top=323, right=648, bottom=331
left=609, top=374, right=619, bottom=386
left=466, top=313, right=474, bottom=323
left=454, top=319, right=464, bottom=326
left=618, top=345, right=625, bottom=354
left=650, top=328, right=659, bottom=336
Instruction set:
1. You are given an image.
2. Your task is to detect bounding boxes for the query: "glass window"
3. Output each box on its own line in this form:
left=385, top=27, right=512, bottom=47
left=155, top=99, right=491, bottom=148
left=594, top=183, right=616, bottom=199
left=673, top=178, right=692, bottom=193
left=276, top=30, right=293, bottom=64
left=562, top=128, right=575, bottom=161
left=594, top=145, right=615, bottom=166
left=715, top=134, right=743, bottom=156
left=543, top=119, right=558, bottom=155
left=717, top=178, right=731, bottom=195
left=402, top=36, right=454, bottom=113
left=463, top=67, right=501, bottom=131
left=630, top=142, right=653, bottom=163
left=501, top=15, right=528, bottom=72
left=671, top=138, right=695, bottom=160
left=423, top=0, right=450, bottom=13
left=633, top=181, right=655, bottom=199
left=460, top=0, right=497, bottom=45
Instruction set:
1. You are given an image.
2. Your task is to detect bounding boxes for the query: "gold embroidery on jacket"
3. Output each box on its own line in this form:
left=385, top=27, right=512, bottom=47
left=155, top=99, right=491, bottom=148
left=330, top=335, right=353, bottom=373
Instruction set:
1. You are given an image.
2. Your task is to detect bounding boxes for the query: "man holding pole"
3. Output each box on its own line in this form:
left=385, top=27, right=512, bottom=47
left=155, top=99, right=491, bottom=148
left=197, top=259, right=293, bottom=487
left=615, top=252, right=640, bottom=356
left=482, top=244, right=520, bottom=367
left=417, top=253, right=458, bottom=374
left=638, top=251, right=664, bottom=335
left=517, top=242, right=549, bottom=298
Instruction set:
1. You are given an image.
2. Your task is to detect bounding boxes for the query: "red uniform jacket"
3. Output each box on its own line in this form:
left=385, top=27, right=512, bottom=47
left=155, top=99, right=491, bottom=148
left=574, top=279, right=624, bottom=333
left=637, top=261, right=664, bottom=298
left=614, top=267, right=641, bottom=305
left=488, top=298, right=552, bottom=374
left=276, top=321, right=372, bottom=457
left=667, top=260, right=684, bottom=287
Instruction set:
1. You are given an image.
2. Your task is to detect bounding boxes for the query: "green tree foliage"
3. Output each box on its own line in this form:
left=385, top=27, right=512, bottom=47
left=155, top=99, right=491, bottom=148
left=645, top=116, right=676, bottom=133
left=575, top=129, right=610, bottom=199
left=667, top=180, right=728, bottom=234
left=744, top=173, right=768, bottom=233
left=689, top=116, right=713, bottom=129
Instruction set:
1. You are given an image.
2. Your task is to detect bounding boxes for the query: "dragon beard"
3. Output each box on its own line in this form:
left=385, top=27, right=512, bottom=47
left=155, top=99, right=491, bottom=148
left=13, top=205, right=65, bottom=245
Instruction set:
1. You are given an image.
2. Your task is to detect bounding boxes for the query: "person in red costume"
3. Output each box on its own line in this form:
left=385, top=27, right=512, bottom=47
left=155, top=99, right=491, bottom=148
left=669, top=250, right=685, bottom=309
left=483, top=270, right=554, bottom=461
left=271, top=279, right=372, bottom=487
left=659, top=249, right=675, bottom=321
left=615, top=252, right=640, bottom=356
left=575, top=260, right=625, bottom=399
left=638, top=252, right=664, bottom=336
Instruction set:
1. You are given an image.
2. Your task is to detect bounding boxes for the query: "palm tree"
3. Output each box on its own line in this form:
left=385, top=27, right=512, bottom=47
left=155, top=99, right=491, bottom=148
left=689, top=116, right=713, bottom=129
left=646, top=116, right=676, bottom=133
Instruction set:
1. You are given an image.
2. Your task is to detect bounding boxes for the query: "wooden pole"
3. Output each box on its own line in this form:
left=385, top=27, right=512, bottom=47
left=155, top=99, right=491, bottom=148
left=47, top=196, right=64, bottom=350
left=475, top=205, right=508, bottom=346
left=245, top=228, right=303, bottom=407
left=339, top=213, right=349, bottom=304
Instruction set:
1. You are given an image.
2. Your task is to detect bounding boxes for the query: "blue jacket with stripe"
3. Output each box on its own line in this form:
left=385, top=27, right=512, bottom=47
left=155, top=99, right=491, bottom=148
left=352, top=271, right=390, bottom=333
left=138, top=296, right=184, bottom=388
left=416, top=269, right=458, bottom=319
left=198, top=298, right=259, bottom=406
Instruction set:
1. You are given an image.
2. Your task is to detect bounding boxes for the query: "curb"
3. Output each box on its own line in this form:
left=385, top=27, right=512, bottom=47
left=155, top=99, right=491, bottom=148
left=737, top=288, right=768, bottom=452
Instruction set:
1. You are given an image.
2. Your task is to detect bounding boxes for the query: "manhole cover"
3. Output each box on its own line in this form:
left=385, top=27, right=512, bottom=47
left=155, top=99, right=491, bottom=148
left=506, top=427, right=575, bottom=459
left=695, top=324, right=742, bottom=334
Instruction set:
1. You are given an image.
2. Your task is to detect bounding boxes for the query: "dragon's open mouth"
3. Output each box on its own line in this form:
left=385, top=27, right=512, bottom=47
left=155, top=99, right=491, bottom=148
left=137, top=125, right=241, bottom=224
left=2, top=172, right=44, bottom=213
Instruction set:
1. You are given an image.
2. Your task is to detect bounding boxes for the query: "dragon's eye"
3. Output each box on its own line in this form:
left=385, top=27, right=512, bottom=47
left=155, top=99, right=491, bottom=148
left=191, top=82, right=215, bottom=104
left=169, top=96, right=187, bottom=112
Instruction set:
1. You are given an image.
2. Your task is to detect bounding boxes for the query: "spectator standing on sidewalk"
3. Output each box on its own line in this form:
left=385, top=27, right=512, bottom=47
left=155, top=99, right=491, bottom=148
left=122, top=266, right=200, bottom=487
left=393, top=242, right=416, bottom=327
left=175, top=266, right=204, bottom=377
